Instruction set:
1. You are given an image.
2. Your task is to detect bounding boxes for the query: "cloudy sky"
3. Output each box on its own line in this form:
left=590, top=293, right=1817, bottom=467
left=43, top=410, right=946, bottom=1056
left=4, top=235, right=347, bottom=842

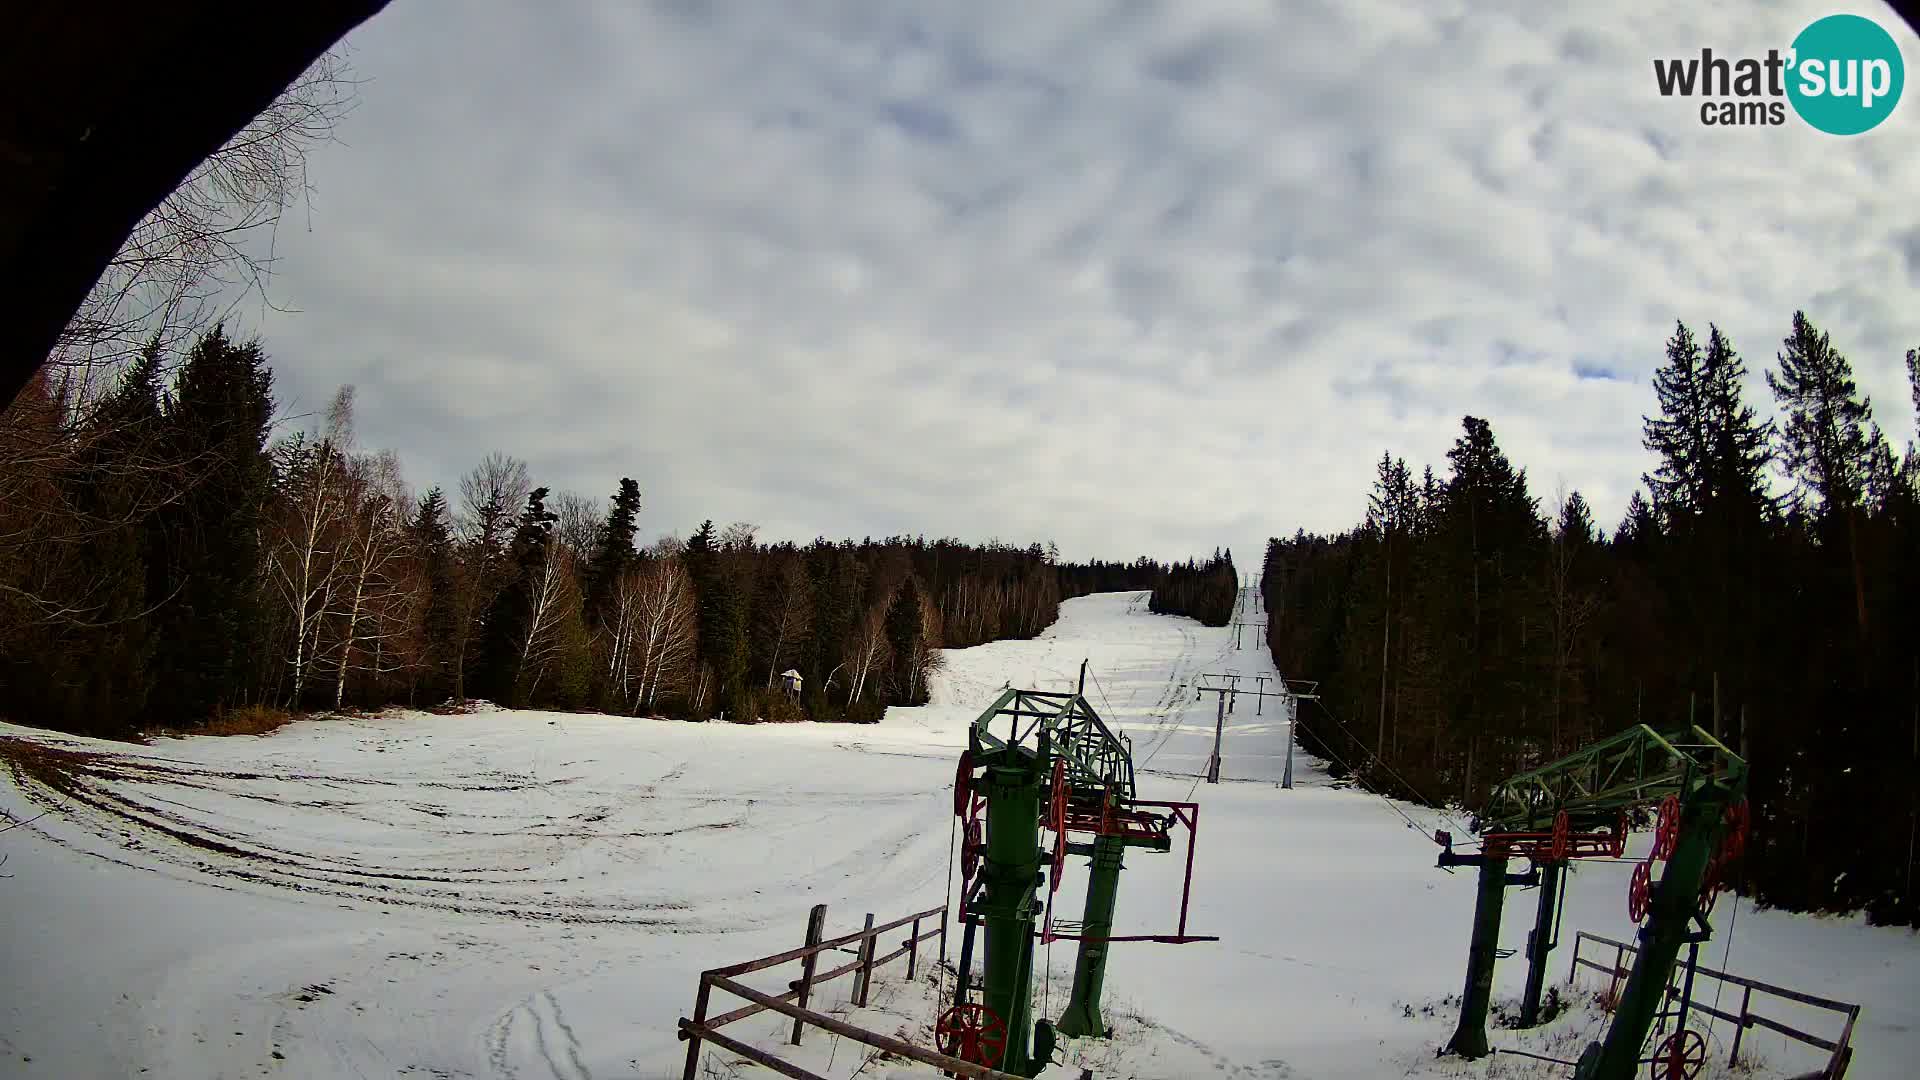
left=248, top=1, right=1920, bottom=569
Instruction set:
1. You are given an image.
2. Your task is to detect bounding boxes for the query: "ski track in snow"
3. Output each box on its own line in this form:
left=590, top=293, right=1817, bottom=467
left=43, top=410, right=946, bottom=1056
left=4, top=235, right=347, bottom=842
left=1, top=590, right=1916, bottom=1080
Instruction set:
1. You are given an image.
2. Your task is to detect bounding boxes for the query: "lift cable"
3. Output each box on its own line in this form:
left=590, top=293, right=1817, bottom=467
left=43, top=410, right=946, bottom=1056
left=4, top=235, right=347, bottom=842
left=1043, top=922, right=1054, bottom=1019
left=1711, top=891, right=1743, bottom=1021
left=941, top=804, right=958, bottom=1020
left=1087, top=666, right=1118, bottom=723
left=1285, top=715, right=1433, bottom=838
left=1307, top=696, right=1478, bottom=845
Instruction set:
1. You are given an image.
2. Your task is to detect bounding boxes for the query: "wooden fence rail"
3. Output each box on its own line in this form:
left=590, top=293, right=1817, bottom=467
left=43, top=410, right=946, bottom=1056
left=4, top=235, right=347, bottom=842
left=679, top=901, right=1023, bottom=1080
left=1566, top=930, right=1859, bottom=1079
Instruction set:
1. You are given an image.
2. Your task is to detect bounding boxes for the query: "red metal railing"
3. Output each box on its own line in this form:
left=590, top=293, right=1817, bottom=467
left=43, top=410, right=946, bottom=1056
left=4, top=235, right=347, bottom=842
left=1043, top=799, right=1217, bottom=944
left=677, top=901, right=1027, bottom=1080
left=1568, top=930, right=1859, bottom=1078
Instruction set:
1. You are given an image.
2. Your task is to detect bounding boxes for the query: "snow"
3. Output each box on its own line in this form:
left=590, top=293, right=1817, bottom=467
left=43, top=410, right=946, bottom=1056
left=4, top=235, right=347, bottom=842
left=1, top=590, right=1915, bottom=1079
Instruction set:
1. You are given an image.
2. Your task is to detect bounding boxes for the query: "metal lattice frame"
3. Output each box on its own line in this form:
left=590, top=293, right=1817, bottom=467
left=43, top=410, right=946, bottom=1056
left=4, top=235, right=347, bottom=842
left=968, top=688, right=1134, bottom=799
left=958, top=685, right=1215, bottom=1061
left=1480, top=724, right=1747, bottom=834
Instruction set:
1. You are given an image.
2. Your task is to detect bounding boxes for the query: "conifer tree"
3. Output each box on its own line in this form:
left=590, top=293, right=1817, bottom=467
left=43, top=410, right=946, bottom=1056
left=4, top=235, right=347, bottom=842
left=475, top=487, right=556, bottom=704
left=1643, top=321, right=1711, bottom=521
left=885, top=576, right=926, bottom=704
left=583, top=478, right=641, bottom=629
left=40, top=348, right=165, bottom=733
left=146, top=325, right=275, bottom=723
left=411, top=487, right=458, bottom=701
left=684, top=519, right=750, bottom=717
left=1768, top=311, right=1885, bottom=638
left=452, top=453, right=531, bottom=702
left=1768, top=311, right=1883, bottom=518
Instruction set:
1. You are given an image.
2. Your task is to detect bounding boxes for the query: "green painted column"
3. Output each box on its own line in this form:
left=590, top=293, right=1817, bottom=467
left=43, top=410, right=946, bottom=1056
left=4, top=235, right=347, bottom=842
left=1055, top=833, right=1126, bottom=1037
left=1518, top=859, right=1564, bottom=1027
left=1446, top=850, right=1510, bottom=1058
left=980, top=762, right=1043, bottom=1075
left=1580, top=796, right=1725, bottom=1080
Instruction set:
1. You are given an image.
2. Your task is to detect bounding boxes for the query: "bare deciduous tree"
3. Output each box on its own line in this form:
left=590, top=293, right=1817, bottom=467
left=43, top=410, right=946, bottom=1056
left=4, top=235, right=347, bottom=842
left=325, top=449, right=415, bottom=709
left=515, top=537, right=581, bottom=702
left=845, top=607, right=890, bottom=705
left=49, top=52, right=361, bottom=402
left=452, top=452, right=531, bottom=700
left=761, top=558, right=813, bottom=689
left=720, top=522, right=759, bottom=553
left=621, top=557, right=698, bottom=714
left=550, top=490, right=603, bottom=563
left=265, top=390, right=357, bottom=705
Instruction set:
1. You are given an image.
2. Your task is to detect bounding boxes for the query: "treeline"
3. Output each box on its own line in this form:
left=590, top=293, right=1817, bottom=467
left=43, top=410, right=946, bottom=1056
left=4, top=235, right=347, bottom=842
left=1263, top=312, right=1920, bottom=925
left=0, top=327, right=1165, bottom=738
left=1147, top=550, right=1239, bottom=626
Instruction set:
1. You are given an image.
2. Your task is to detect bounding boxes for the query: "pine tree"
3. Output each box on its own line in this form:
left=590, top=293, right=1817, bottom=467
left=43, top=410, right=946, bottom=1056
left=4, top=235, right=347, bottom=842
left=1768, top=311, right=1885, bottom=639
left=452, top=452, right=531, bottom=702
left=1547, top=490, right=1601, bottom=753
left=1643, top=321, right=1711, bottom=521
left=684, top=519, right=749, bottom=718
left=146, top=325, right=276, bottom=723
left=1905, top=348, right=1920, bottom=486
left=45, top=347, right=165, bottom=733
left=475, top=487, right=556, bottom=704
left=755, top=554, right=813, bottom=691
left=583, top=477, right=641, bottom=629
left=1699, top=326, right=1777, bottom=521
left=886, top=576, right=927, bottom=704
left=1617, top=490, right=1658, bottom=546
left=1768, top=311, right=1882, bottom=518
left=1436, top=416, right=1547, bottom=795
left=412, top=487, right=457, bottom=702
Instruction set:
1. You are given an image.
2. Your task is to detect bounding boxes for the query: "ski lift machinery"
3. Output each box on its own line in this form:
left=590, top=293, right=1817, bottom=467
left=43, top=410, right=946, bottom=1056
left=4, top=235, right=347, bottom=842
left=943, top=668, right=1217, bottom=1076
left=1433, top=724, right=1749, bottom=1080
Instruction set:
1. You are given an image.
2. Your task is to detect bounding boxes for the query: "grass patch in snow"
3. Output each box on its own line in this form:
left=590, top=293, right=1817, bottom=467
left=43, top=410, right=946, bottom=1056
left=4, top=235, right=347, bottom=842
left=149, top=704, right=297, bottom=739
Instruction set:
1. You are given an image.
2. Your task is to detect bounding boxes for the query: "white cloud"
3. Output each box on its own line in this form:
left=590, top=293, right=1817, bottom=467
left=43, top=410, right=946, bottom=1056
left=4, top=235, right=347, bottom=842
left=248, top=0, right=1920, bottom=568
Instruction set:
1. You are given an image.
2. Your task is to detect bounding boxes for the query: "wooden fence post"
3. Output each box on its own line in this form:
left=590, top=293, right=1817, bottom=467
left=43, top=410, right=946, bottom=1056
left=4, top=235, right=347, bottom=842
left=855, top=912, right=877, bottom=1007
left=681, top=978, right=712, bottom=1080
left=1729, top=985, right=1753, bottom=1067
left=938, top=903, right=949, bottom=967
left=908, top=915, right=921, bottom=981
left=791, top=903, right=828, bottom=1045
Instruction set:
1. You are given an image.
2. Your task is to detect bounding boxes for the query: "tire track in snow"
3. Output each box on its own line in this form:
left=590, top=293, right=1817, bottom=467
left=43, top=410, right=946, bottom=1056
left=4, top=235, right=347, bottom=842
left=485, top=990, right=594, bottom=1080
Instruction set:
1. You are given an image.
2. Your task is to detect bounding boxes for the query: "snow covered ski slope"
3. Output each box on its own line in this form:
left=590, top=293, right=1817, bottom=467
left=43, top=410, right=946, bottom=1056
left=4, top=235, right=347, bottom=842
left=0, top=591, right=1914, bottom=1079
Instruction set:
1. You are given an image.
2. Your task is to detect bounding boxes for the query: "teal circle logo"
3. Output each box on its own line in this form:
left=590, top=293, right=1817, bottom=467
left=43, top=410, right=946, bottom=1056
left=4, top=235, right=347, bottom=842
left=1786, top=14, right=1904, bottom=135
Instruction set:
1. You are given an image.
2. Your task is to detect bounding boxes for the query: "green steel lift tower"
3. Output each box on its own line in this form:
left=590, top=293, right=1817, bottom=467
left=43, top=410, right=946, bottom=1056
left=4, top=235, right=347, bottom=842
left=941, top=675, right=1215, bottom=1075
left=1433, top=724, right=1748, bottom=1080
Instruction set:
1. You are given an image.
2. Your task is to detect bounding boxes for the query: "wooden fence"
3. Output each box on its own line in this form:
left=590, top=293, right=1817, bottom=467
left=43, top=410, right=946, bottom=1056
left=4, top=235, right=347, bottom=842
left=678, top=901, right=1025, bottom=1080
left=1567, top=930, right=1859, bottom=1079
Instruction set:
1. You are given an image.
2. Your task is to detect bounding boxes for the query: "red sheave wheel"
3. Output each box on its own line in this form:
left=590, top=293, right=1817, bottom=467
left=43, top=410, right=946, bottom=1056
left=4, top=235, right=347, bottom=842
left=1628, top=860, right=1653, bottom=924
left=937, top=1003, right=1007, bottom=1066
left=953, top=751, right=975, bottom=817
left=1610, top=811, right=1629, bottom=858
left=1650, top=1028, right=1706, bottom=1080
left=1699, top=856, right=1724, bottom=915
left=1550, top=810, right=1571, bottom=862
left=961, top=817, right=983, bottom=880
left=1653, top=795, right=1681, bottom=860
left=1049, top=757, right=1069, bottom=882
left=1722, top=799, right=1750, bottom=862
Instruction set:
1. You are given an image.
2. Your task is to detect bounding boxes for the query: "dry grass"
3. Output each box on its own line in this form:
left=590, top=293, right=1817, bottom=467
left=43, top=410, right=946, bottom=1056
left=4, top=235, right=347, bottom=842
left=150, top=704, right=296, bottom=739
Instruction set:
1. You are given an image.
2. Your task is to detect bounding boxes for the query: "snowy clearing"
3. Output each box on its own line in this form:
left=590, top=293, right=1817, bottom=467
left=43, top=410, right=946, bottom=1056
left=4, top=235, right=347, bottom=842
left=1, top=591, right=1914, bottom=1079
